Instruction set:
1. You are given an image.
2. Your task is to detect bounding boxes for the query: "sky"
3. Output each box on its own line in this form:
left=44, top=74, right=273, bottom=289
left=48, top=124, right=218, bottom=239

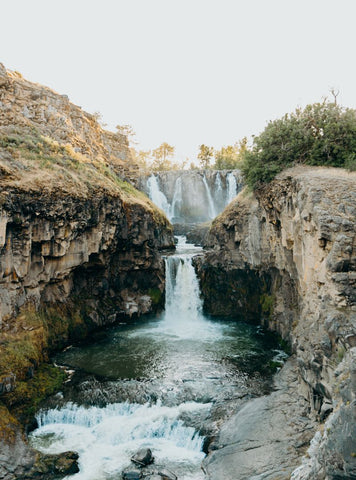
left=1, top=0, right=356, bottom=163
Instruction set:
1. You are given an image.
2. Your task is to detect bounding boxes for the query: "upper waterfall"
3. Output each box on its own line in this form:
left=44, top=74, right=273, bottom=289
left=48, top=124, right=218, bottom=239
left=142, top=170, right=241, bottom=224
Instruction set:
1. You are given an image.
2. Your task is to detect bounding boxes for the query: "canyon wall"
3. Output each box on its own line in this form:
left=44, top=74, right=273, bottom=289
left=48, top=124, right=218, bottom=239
left=197, top=166, right=356, bottom=479
left=0, top=64, right=174, bottom=479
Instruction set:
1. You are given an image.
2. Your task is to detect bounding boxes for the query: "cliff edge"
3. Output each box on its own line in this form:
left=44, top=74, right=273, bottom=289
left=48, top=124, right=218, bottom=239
left=0, top=64, right=173, bottom=479
left=198, top=166, right=356, bottom=479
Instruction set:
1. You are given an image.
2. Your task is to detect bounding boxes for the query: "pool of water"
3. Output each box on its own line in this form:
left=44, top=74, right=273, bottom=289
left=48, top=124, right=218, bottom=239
left=29, top=239, right=285, bottom=480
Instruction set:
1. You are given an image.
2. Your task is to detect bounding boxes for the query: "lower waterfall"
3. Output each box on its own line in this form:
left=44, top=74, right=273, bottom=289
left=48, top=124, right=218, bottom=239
left=29, top=237, right=282, bottom=480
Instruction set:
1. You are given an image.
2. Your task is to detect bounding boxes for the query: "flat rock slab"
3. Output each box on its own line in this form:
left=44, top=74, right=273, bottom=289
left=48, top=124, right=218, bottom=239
left=203, top=357, right=316, bottom=480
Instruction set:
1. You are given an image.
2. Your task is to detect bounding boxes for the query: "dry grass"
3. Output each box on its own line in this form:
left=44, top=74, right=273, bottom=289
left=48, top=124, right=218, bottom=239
left=0, top=126, right=153, bottom=204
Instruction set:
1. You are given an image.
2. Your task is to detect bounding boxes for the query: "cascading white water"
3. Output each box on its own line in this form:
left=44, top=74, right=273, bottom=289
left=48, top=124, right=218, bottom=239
left=201, top=174, right=216, bottom=219
left=169, top=176, right=183, bottom=221
left=145, top=170, right=241, bottom=223
left=31, top=401, right=206, bottom=480
left=214, top=172, right=223, bottom=198
left=158, top=236, right=223, bottom=341
left=226, top=172, right=238, bottom=204
left=29, top=235, right=280, bottom=480
left=29, top=237, right=214, bottom=480
left=165, top=255, right=202, bottom=320
left=147, top=175, right=172, bottom=220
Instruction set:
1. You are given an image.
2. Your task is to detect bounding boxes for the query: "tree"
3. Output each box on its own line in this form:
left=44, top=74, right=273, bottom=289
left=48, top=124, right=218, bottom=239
left=330, top=87, right=340, bottom=105
left=131, top=148, right=152, bottom=171
left=241, top=102, right=356, bottom=189
left=152, top=142, right=175, bottom=170
left=92, top=111, right=107, bottom=128
left=197, top=145, right=214, bottom=169
left=115, top=124, right=137, bottom=144
left=213, top=138, right=248, bottom=170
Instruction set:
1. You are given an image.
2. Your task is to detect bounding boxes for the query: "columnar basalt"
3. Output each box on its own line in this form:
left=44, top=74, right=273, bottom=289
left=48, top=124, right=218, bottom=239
left=197, top=166, right=356, bottom=479
left=0, top=64, right=174, bottom=479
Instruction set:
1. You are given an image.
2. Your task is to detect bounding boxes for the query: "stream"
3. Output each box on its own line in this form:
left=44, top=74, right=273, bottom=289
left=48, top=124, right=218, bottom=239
left=29, top=237, right=285, bottom=480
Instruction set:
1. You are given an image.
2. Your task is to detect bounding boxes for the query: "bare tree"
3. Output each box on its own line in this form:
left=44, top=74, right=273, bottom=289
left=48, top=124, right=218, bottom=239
left=330, top=87, right=340, bottom=105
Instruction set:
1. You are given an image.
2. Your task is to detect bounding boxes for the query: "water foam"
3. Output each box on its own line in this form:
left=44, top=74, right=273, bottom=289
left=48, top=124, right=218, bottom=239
left=30, top=401, right=207, bottom=480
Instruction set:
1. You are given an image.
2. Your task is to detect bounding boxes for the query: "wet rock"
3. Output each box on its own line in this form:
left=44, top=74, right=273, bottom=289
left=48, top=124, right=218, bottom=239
left=155, top=468, right=178, bottom=480
left=203, top=358, right=315, bottom=480
left=142, top=466, right=178, bottom=480
left=122, top=466, right=143, bottom=479
left=173, top=222, right=211, bottom=246
left=131, top=448, right=154, bottom=466
left=31, top=450, right=79, bottom=476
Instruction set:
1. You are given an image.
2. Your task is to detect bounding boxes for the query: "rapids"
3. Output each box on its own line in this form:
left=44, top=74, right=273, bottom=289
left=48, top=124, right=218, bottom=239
left=29, top=238, right=283, bottom=480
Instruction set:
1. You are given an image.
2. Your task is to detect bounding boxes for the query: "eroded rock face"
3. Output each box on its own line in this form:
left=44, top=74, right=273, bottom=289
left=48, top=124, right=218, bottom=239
left=0, top=63, right=138, bottom=181
left=0, top=190, right=173, bottom=327
left=0, top=64, right=174, bottom=480
left=199, top=167, right=356, bottom=479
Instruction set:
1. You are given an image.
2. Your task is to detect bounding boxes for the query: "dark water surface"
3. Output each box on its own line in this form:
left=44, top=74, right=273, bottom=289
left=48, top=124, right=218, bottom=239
left=29, top=239, right=285, bottom=480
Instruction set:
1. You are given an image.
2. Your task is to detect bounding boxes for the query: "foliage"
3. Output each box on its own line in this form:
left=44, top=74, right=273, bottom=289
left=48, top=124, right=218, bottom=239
left=241, top=102, right=356, bottom=189
left=152, top=142, right=175, bottom=170
left=3, top=364, right=66, bottom=421
left=260, top=293, right=275, bottom=317
left=213, top=137, right=248, bottom=170
left=148, top=288, right=163, bottom=306
left=131, top=145, right=183, bottom=172
left=115, top=124, right=137, bottom=144
left=197, top=144, right=214, bottom=169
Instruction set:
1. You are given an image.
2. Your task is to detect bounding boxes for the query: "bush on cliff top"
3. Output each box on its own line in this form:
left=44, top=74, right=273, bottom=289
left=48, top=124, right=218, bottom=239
left=241, top=102, right=356, bottom=189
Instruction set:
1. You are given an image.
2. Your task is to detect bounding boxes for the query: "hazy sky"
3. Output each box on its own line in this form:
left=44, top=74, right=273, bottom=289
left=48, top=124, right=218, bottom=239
left=1, top=0, right=356, bottom=162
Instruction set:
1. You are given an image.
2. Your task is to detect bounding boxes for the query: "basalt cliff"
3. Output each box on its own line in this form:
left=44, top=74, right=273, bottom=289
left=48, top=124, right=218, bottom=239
left=0, top=64, right=173, bottom=479
left=197, top=167, right=356, bottom=479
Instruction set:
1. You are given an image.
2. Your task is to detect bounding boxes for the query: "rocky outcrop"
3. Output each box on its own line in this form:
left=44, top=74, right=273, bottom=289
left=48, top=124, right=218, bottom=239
left=0, top=63, right=139, bottom=182
left=0, top=65, right=174, bottom=479
left=0, top=190, right=172, bottom=329
left=198, top=167, right=356, bottom=479
left=203, top=358, right=316, bottom=480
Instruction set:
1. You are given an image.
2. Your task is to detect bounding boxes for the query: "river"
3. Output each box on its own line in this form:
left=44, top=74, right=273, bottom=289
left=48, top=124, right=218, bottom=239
left=29, top=237, right=285, bottom=480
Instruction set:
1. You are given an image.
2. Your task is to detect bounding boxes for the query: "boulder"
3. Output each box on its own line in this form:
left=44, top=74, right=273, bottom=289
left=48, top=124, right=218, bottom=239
left=122, top=466, right=142, bottom=480
left=31, top=450, right=79, bottom=476
left=157, top=468, right=177, bottom=480
left=131, top=448, right=154, bottom=466
left=141, top=465, right=178, bottom=480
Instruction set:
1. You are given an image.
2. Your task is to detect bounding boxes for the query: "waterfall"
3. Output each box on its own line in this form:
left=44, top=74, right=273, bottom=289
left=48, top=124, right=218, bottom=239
left=169, top=176, right=183, bottom=221
left=31, top=401, right=206, bottom=480
left=165, top=251, right=202, bottom=322
left=147, top=175, right=172, bottom=220
left=214, top=171, right=225, bottom=212
left=226, top=172, right=238, bottom=204
left=215, top=172, right=223, bottom=199
left=201, top=174, right=216, bottom=219
left=145, top=170, right=241, bottom=224
left=160, top=236, right=222, bottom=341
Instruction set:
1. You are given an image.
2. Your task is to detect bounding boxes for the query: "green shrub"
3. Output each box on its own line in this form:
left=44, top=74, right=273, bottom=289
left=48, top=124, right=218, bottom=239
left=242, top=102, right=356, bottom=189
left=260, top=293, right=275, bottom=316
